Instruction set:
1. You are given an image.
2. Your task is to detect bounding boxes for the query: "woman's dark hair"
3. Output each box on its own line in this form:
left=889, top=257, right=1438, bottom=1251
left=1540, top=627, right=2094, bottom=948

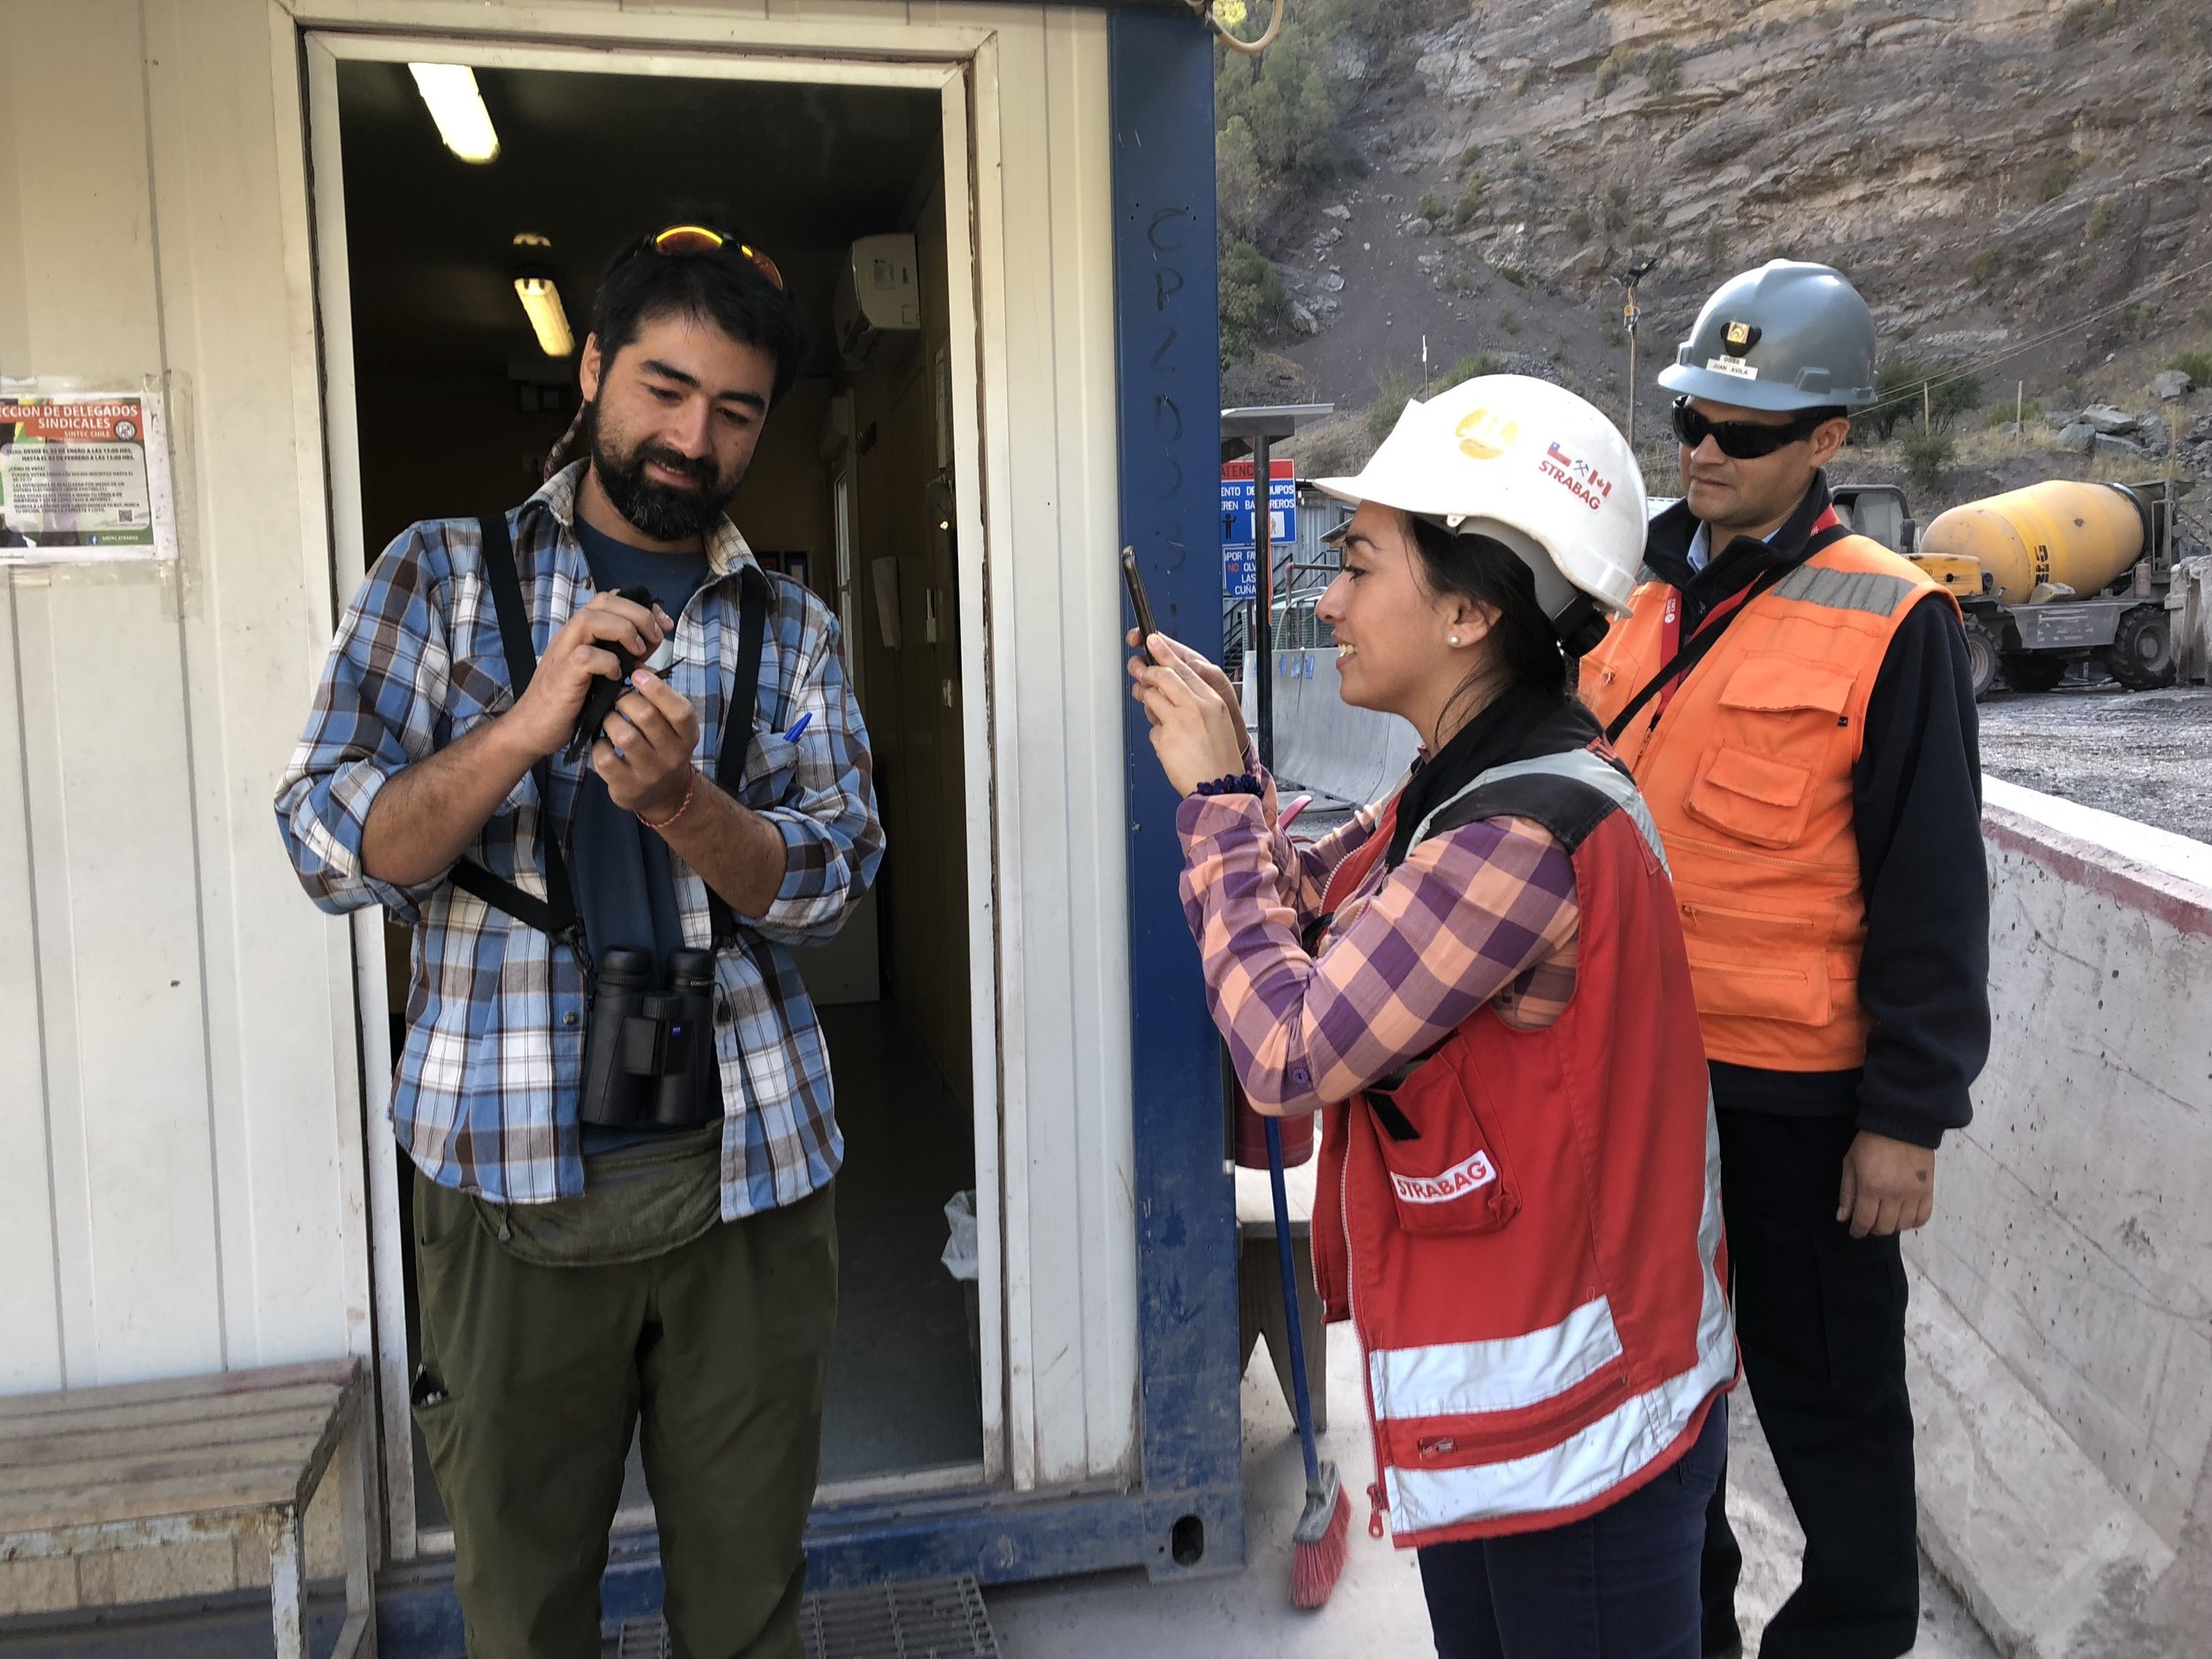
left=1404, top=511, right=1569, bottom=722
left=588, top=232, right=808, bottom=407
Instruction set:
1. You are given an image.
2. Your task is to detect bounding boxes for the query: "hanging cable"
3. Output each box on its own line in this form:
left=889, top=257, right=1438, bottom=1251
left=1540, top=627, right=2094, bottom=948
left=1847, top=253, right=2212, bottom=429
left=1190, top=0, right=1285, bottom=57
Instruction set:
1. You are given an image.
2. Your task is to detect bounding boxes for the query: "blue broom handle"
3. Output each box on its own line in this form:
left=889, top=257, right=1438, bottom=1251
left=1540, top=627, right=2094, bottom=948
left=1265, top=1113, right=1323, bottom=1488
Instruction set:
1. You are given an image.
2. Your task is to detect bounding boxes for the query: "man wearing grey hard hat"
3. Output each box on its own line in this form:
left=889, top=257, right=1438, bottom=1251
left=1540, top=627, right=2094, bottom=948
left=1581, top=262, right=1990, bottom=1659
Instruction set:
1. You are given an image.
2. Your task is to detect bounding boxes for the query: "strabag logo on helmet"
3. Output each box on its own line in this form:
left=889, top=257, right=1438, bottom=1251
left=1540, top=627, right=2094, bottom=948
left=1391, top=1149, right=1499, bottom=1205
left=1541, top=440, right=1615, bottom=513
left=1455, top=408, right=1521, bottom=460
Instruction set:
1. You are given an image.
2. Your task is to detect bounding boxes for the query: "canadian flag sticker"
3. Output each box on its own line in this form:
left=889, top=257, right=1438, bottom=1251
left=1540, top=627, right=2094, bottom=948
left=1391, top=1149, right=1498, bottom=1205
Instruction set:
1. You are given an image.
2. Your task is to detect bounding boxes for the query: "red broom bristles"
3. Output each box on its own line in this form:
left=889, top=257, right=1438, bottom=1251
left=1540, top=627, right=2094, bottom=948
left=1289, top=1480, right=1351, bottom=1609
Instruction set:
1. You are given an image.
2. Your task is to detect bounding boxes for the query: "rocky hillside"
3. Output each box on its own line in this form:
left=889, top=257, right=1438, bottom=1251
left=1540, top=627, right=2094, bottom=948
left=1234, top=0, right=2212, bottom=508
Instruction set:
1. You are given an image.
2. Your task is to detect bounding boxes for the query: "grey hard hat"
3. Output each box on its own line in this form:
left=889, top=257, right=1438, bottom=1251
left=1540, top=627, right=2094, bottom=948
left=1657, top=260, right=1878, bottom=411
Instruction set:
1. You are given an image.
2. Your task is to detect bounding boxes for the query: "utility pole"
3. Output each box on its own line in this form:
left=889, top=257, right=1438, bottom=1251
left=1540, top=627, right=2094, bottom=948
left=1614, top=256, right=1659, bottom=447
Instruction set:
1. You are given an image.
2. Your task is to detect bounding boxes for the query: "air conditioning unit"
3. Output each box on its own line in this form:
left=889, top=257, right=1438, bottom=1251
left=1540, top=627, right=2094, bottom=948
left=833, top=234, right=921, bottom=367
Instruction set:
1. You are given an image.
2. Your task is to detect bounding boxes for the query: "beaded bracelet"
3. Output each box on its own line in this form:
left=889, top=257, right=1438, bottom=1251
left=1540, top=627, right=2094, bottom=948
left=637, top=768, right=699, bottom=832
left=1191, top=772, right=1263, bottom=798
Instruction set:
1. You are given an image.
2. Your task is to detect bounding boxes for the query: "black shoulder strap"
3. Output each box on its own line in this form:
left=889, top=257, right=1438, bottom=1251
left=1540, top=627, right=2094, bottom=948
left=449, top=514, right=582, bottom=949
left=451, top=518, right=776, bottom=954
left=706, top=564, right=773, bottom=949
left=1604, top=523, right=1851, bottom=744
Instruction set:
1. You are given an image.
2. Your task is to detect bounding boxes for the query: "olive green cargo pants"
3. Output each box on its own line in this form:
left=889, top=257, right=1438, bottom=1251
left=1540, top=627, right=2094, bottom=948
left=411, top=1166, right=838, bottom=1659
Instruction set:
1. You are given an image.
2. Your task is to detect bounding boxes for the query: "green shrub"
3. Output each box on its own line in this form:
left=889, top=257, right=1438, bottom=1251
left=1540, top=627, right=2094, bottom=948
left=1500, top=311, right=1523, bottom=335
left=2086, top=195, right=2120, bottom=239
left=1969, top=248, right=2003, bottom=285
left=1218, top=242, right=1286, bottom=368
left=1645, top=43, right=1682, bottom=94
left=1418, top=190, right=1448, bottom=223
left=2039, top=157, right=2077, bottom=202
left=1605, top=181, right=1630, bottom=230
left=1984, top=400, right=2041, bottom=430
left=2167, top=349, right=2212, bottom=385
left=1867, top=359, right=1984, bottom=440
left=1702, top=223, right=1727, bottom=266
left=1365, top=364, right=1420, bottom=442
left=1454, top=173, right=1487, bottom=226
left=1594, top=47, right=1632, bottom=97
left=1498, top=265, right=1531, bottom=289
left=1215, top=116, right=1263, bottom=246
left=1456, top=143, right=1484, bottom=177
left=1900, top=420, right=1957, bottom=494
left=1566, top=206, right=1594, bottom=242
left=1448, top=350, right=1505, bottom=384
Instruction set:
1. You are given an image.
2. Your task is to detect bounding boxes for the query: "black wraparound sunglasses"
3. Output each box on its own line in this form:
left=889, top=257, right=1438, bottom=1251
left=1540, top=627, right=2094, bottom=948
left=1671, top=396, right=1838, bottom=460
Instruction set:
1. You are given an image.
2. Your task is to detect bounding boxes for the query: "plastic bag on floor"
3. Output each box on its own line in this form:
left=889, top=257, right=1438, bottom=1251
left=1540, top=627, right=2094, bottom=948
left=941, top=1190, right=978, bottom=1282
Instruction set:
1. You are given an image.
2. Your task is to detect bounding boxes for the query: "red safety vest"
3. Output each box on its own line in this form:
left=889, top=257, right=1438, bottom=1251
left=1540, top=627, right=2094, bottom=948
left=1310, top=746, right=1735, bottom=1547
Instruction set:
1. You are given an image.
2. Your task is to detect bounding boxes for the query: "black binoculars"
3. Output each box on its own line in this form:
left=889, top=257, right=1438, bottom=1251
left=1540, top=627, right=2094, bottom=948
left=579, top=946, right=722, bottom=1128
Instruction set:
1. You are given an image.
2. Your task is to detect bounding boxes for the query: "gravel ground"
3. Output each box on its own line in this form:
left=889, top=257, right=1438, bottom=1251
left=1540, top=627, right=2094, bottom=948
left=1284, top=682, right=2212, bottom=849
left=1976, top=682, right=2212, bottom=846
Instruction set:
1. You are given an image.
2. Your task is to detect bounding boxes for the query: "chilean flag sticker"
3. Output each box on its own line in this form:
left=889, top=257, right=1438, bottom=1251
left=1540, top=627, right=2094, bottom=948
left=1391, top=1148, right=1499, bottom=1205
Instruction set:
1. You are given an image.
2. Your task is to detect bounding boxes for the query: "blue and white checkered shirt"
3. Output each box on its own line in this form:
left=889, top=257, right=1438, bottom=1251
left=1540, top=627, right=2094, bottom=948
left=275, top=465, right=883, bottom=1218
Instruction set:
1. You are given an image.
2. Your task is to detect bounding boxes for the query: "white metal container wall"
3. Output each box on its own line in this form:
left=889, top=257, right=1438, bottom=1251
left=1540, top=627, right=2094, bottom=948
left=0, top=0, right=1139, bottom=1496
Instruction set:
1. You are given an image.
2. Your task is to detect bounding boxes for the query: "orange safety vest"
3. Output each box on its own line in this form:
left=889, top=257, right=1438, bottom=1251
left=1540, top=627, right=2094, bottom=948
left=1578, top=534, right=1956, bottom=1072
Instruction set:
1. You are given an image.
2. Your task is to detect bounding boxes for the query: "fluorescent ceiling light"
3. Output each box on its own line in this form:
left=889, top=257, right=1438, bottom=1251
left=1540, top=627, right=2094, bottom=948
left=514, top=276, right=573, bottom=357
left=409, top=64, right=499, bottom=164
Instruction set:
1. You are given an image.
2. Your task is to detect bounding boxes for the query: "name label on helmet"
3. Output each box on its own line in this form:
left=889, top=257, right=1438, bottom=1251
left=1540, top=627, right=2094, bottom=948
left=1705, top=355, right=1759, bottom=380
left=1542, top=440, right=1615, bottom=512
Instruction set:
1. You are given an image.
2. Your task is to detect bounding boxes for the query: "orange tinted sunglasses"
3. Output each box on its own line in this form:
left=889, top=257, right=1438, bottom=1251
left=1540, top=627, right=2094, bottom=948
left=641, top=224, right=784, bottom=292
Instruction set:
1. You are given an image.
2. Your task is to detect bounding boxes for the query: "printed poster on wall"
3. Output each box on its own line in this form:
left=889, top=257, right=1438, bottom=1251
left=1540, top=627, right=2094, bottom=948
left=0, top=392, right=178, bottom=565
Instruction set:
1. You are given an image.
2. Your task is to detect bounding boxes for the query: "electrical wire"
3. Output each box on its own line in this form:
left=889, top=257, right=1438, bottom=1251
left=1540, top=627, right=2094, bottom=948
left=1848, top=253, right=2212, bottom=428
left=1191, top=0, right=1284, bottom=57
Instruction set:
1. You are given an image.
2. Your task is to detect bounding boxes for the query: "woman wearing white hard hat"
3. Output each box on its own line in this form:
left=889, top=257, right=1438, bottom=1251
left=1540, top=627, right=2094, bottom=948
left=1130, top=377, right=1734, bottom=1657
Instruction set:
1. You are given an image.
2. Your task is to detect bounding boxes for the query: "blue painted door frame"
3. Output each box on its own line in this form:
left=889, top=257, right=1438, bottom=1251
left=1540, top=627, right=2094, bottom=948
left=370, top=13, right=1236, bottom=1652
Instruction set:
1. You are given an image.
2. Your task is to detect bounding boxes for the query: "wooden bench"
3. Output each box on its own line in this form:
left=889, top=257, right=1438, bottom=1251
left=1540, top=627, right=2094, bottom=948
left=0, top=1358, right=376, bottom=1659
left=1234, top=1159, right=1329, bottom=1434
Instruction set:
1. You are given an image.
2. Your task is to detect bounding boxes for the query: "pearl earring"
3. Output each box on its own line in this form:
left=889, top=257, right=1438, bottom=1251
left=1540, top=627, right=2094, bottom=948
left=1449, top=634, right=1461, bottom=646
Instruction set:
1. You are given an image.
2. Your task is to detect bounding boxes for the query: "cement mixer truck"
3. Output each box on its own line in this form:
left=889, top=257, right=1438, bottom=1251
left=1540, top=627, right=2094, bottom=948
left=1830, top=479, right=2200, bottom=700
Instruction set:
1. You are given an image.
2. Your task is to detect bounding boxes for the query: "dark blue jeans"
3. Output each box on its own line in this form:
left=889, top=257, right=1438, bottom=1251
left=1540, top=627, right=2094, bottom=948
left=1418, top=1394, right=1728, bottom=1659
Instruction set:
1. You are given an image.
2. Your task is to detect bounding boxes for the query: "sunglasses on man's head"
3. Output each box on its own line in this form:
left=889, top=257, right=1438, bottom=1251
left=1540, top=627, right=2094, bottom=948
left=1670, top=396, right=1836, bottom=460
left=631, top=223, right=786, bottom=292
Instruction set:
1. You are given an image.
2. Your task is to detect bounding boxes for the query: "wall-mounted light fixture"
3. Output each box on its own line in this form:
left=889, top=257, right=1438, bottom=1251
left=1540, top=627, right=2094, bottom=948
left=409, top=64, right=500, bottom=164
left=511, top=234, right=572, bottom=357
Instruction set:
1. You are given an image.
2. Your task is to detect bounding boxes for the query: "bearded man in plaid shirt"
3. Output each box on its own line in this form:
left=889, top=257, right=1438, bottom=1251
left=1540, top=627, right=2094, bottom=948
left=276, top=226, right=881, bottom=1659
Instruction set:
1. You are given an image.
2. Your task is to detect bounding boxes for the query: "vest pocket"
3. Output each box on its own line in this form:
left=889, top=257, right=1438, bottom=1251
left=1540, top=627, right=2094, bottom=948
left=1683, top=947, right=1832, bottom=1026
left=1365, top=1058, right=1520, bottom=1236
left=1683, top=743, right=1816, bottom=849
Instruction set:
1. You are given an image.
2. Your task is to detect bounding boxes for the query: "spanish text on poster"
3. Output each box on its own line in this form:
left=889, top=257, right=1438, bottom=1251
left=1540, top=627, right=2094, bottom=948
left=0, top=392, right=178, bottom=565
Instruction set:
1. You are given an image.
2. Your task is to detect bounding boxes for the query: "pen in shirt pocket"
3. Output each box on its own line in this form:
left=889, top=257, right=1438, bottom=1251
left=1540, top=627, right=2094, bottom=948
left=781, top=712, right=813, bottom=743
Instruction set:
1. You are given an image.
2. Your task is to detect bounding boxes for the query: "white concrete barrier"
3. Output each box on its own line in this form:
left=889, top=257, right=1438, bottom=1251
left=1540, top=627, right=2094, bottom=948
left=1252, top=649, right=1417, bottom=809
left=1906, top=778, right=2212, bottom=1656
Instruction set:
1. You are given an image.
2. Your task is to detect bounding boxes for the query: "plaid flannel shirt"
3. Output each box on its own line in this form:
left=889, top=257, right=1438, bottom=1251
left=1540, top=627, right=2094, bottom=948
left=275, top=465, right=884, bottom=1218
left=1177, top=764, right=1578, bottom=1116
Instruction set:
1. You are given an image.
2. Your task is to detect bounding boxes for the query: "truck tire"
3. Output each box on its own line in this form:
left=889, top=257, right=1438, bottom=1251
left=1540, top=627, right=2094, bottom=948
left=1961, top=618, right=1999, bottom=701
left=2001, top=652, right=2067, bottom=693
left=2105, top=604, right=2177, bottom=691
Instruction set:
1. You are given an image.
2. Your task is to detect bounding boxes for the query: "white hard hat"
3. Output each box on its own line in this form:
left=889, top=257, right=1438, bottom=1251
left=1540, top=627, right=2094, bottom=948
left=1312, top=375, right=1647, bottom=648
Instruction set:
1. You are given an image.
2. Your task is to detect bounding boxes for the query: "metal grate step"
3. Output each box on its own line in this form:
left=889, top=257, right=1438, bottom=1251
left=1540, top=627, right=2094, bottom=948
left=615, top=1573, right=1001, bottom=1659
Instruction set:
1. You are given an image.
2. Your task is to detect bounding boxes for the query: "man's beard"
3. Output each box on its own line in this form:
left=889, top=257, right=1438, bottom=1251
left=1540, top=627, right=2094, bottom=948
left=587, top=410, right=739, bottom=544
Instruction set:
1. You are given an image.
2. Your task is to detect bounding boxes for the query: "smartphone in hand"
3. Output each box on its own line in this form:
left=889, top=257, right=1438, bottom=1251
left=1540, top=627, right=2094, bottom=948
left=1121, top=546, right=1159, bottom=663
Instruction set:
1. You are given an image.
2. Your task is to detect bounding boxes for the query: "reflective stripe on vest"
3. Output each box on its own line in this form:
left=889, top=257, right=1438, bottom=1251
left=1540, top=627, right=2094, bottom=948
left=1405, top=747, right=1669, bottom=875
left=1370, top=1295, right=1623, bottom=1422
left=1769, top=561, right=1923, bottom=618
left=1381, top=1098, right=1733, bottom=1536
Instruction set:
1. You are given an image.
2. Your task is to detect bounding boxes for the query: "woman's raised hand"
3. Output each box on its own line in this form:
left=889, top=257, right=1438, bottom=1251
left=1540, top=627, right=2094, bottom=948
left=1127, top=629, right=1249, bottom=797
left=1125, top=628, right=1252, bottom=757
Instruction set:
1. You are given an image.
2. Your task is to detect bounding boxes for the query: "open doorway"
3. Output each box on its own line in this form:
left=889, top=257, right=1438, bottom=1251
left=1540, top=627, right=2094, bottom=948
left=321, top=50, right=987, bottom=1548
